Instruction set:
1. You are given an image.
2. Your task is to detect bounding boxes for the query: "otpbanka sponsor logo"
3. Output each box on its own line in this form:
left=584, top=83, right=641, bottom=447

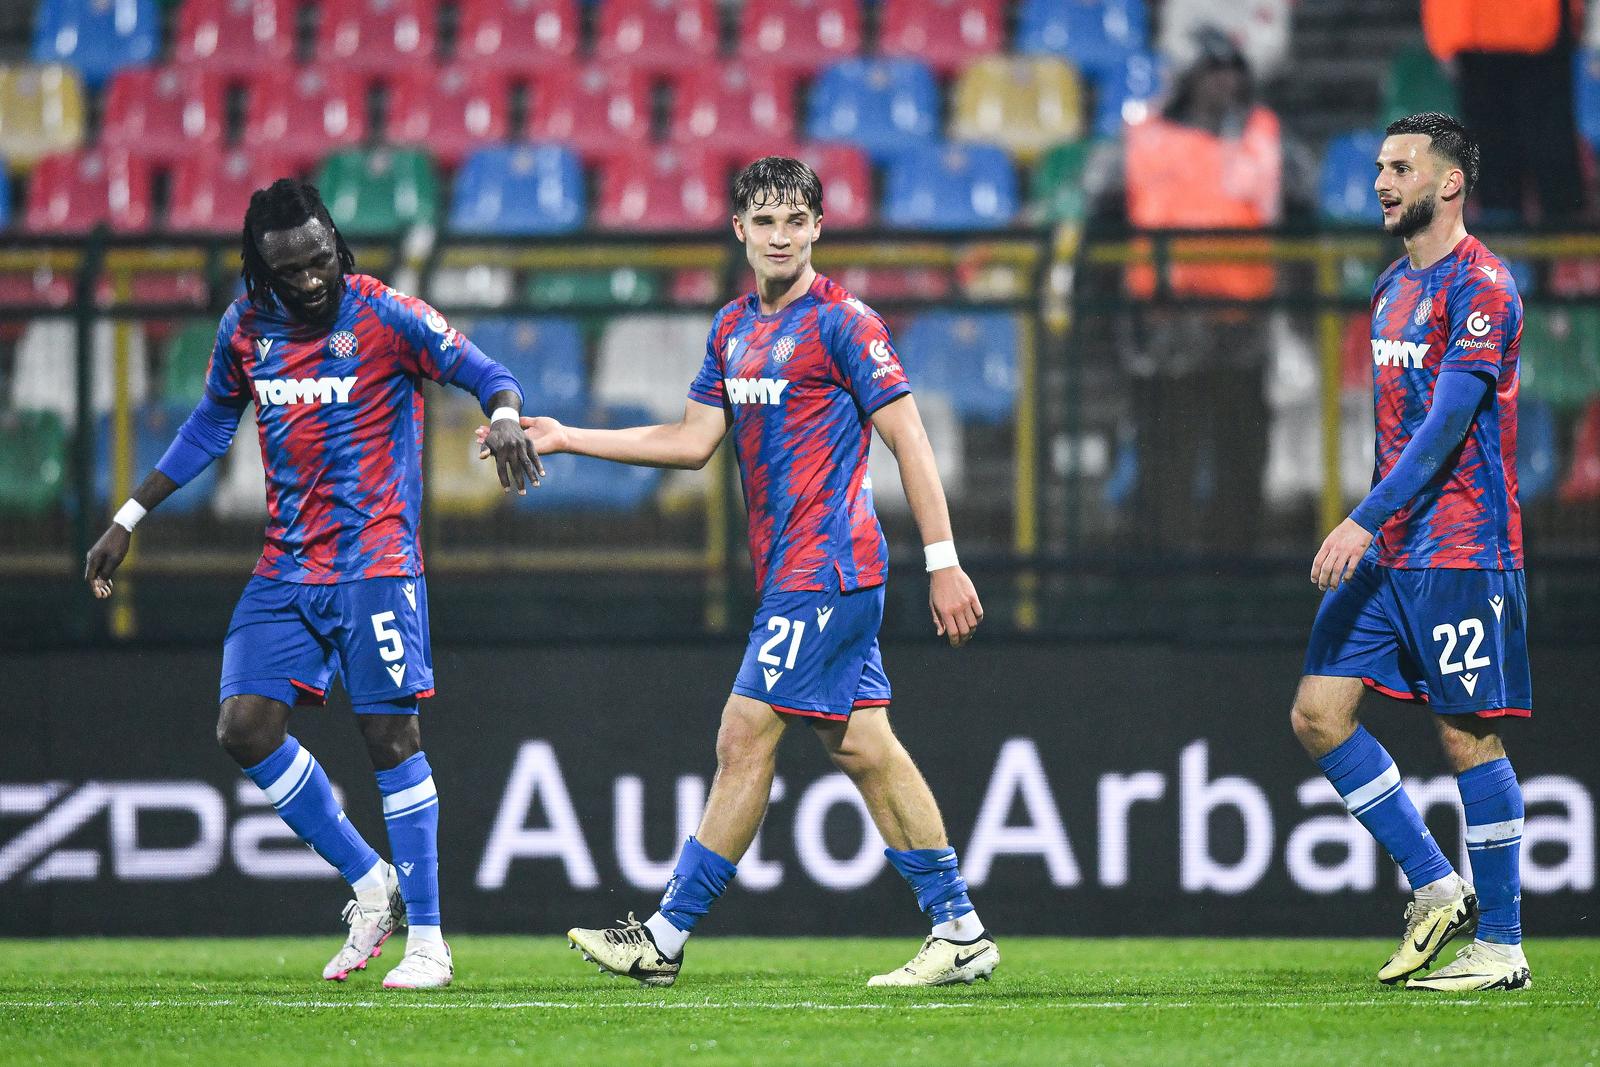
left=253, top=376, right=358, bottom=406
left=1454, top=309, right=1499, bottom=352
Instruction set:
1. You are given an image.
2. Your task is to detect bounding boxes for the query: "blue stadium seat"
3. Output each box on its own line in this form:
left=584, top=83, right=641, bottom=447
left=1580, top=51, right=1600, bottom=151
left=1318, top=130, right=1383, bottom=223
left=32, top=0, right=160, bottom=89
left=1093, top=49, right=1167, bottom=135
left=515, top=405, right=661, bottom=511
left=1517, top=397, right=1558, bottom=502
left=0, top=162, right=9, bottom=229
left=898, top=309, right=1018, bottom=423
left=464, top=316, right=587, bottom=412
left=805, top=58, right=940, bottom=163
left=449, top=144, right=585, bottom=235
left=1016, top=0, right=1148, bottom=82
left=96, top=404, right=218, bottom=513
left=881, top=143, right=1018, bottom=231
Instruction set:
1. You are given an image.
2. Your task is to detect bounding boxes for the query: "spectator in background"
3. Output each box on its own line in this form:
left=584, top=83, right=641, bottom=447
left=1424, top=0, right=1588, bottom=223
left=1087, top=28, right=1313, bottom=553
left=1159, top=0, right=1292, bottom=79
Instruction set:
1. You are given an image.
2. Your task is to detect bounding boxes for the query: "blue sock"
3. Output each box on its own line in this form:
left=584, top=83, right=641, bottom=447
left=1459, top=758, right=1523, bottom=945
left=658, top=837, right=736, bottom=934
left=884, top=846, right=976, bottom=926
left=1317, top=726, right=1454, bottom=891
left=244, top=736, right=379, bottom=885
left=375, top=751, right=441, bottom=927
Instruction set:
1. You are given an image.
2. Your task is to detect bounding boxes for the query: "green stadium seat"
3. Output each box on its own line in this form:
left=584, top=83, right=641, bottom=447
left=1382, top=46, right=1457, bottom=125
left=1520, top=306, right=1600, bottom=410
left=162, top=320, right=217, bottom=404
left=0, top=409, right=67, bottom=517
left=524, top=269, right=662, bottom=310
left=1030, top=139, right=1099, bottom=223
left=316, top=148, right=440, bottom=237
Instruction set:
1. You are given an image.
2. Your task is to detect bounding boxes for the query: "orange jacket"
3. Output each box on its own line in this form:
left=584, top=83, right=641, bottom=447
left=1424, top=0, right=1582, bottom=58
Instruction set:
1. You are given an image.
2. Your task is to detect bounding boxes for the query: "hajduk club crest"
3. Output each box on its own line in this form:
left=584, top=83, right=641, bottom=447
left=772, top=335, right=796, bottom=364
left=1412, top=296, right=1433, bottom=326
left=328, top=330, right=359, bottom=359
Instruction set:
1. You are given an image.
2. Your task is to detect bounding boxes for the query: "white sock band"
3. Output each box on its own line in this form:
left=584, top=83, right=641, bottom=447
left=112, top=499, right=146, bottom=532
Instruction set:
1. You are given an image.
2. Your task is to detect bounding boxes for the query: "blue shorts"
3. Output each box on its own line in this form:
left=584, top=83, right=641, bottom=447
left=731, top=578, right=892, bottom=721
left=220, top=575, right=436, bottom=714
left=1304, top=557, right=1532, bottom=718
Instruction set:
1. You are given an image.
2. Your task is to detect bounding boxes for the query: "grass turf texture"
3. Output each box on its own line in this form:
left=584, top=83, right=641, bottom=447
left=2, top=938, right=1597, bottom=1066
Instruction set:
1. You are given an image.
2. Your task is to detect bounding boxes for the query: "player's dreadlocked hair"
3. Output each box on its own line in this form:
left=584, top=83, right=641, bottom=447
left=732, top=156, right=823, bottom=217
left=240, top=178, right=354, bottom=309
left=1386, top=112, right=1481, bottom=197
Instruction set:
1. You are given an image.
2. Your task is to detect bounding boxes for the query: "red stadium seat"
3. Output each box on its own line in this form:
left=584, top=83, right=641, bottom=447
left=525, top=63, right=651, bottom=164
left=595, top=146, right=727, bottom=232
left=99, top=66, right=225, bottom=167
left=173, top=0, right=295, bottom=76
left=796, top=142, right=871, bottom=228
left=669, top=64, right=796, bottom=163
left=738, top=0, right=862, bottom=75
left=388, top=65, right=512, bottom=170
left=878, top=0, right=1003, bottom=76
left=244, top=66, right=369, bottom=173
left=316, top=0, right=438, bottom=72
left=169, top=147, right=289, bottom=233
left=456, top=0, right=579, bottom=69
left=25, top=149, right=153, bottom=234
left=596, top=0, right=718, bottom=75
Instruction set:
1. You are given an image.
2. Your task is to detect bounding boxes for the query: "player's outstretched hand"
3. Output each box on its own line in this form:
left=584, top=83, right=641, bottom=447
left=1311, top=517, right=1374, bottom=592
left=930, top=566, right=983, bottom=648
left=84, top=523, right=131, bottom=599
left=476, top=415, right=569, bottom=463
left=477, top=415, right=547, bottom=495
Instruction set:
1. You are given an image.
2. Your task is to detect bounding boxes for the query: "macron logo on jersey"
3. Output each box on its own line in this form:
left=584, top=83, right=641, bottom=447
left=253, top=376, right=359, bottom=406
left=1371, top=339, right=1429, bottom=370
left=725, top=377, right=790, bottom=406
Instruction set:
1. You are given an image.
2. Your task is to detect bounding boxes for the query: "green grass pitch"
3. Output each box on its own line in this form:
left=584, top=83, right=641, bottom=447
left=2, top=938, right=1597, bottom=1065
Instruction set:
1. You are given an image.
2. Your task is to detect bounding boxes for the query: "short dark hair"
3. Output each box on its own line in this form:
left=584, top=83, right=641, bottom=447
left=731, top=156, right=823, bottom=217
left=240, top=178, right=355, bottom=309
left=1385, top=112, right=1480, bottom=195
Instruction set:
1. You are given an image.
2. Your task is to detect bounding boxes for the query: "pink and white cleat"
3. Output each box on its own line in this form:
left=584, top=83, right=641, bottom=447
left=322, top=863, right=406, bottom=981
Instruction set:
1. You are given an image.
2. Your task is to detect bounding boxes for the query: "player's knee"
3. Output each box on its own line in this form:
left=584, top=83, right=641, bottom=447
left=714, top=720, right=777, bottom=775
left=1289, top=699, right=1345, bottom=753
left=215, top=701, right=284, bottom=766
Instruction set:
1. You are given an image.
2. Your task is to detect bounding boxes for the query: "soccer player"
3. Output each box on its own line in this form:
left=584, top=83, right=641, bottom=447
left=1293, top=113, right=1531, bottom=991
left=83, top=179, right=542, bottom=989
left=488, top=157, right=995, bottom=987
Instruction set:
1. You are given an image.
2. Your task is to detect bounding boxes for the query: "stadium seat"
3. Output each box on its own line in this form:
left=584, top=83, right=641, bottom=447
left=1517, top=396, right=1559, bottom=503
left=898, top=309, right=1017, bottom=423
left=95, top=404, right=219, bottom=511
left=1382, top=45, right=1457, bottom=125
left=24, top=149, right=153, bottom=234
left=31, top=0, right=160, bottom=88
left=795, top=142, right=872, bottom=228
left=0, top=64, right=87, bottom=169
left=1016, top=0, right=1148, bottom=82
left=100, top=66, right=226, bottom=168
left=161, top=319, right=217, bottom=404
left=244, top=66, right=369, bottom=173
left=1319, top=130, right=1384, bottom=224
left=948, top=56, right=1084, bottom=163
left=1560, top=397, right=1600, bottom=504
left=525, top=268, right=662, bottom=309
left=12, top=317, right=150, bottom=427
left=594, top=147, right=727, bottom=233
left=387, top=66, right=513, bottom=170
left=738, top=0, right=863, bottom=76
left=173, top=0, right=296, bottom=76
left=316, top=148, right=440, bottom=237
left=524, top=63, right=651, bottom=164
left=805, top=58, right=940, bottom=163
left=464, top=316, right=588, bottom=411
left=450, top=144, right=585, bottom=235
left=1521, top=306, right=1600, bottom=410
left=878, top=0, right=1003, bottom=77
left=316, top=0, right=439, bottom=72
left=1030, top=138, right=1101, bottom=223
left=881, top=142, right=1018, bottom=231
left=595, top=313, right=713, bottom=420
left=168, top=147, right=288, bottom=233
left=1578, top=51, right=1600, bottom=152
left=669, top=64, right=798, bottom=164
left=0, top=409, right=68, bottom=518
left=596, top=0, right=718, bottom=75
left=0, top=164, right=9, bottom=228
left=1092, top=49, right=1166, bottom=136
left=454, top=0, right=580, bottom=70
left=827, top=265, right=953, bottom=301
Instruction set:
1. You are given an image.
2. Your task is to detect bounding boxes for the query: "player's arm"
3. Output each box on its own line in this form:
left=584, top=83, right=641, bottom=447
left=871, top=394, right=983, bottom=648
left=1311, top=369, right=1490, bottom=591
left=479, top=400, right=730, bottom=470
left=85, top=392, right=245, bottom=598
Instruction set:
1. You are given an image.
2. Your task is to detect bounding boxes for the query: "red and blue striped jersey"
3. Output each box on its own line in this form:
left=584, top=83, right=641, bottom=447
left=204, top=273, right=479, bottom=583
left=1368, top=234, right=1523, bottom=569
left=690, top=274, right=911, bottom=594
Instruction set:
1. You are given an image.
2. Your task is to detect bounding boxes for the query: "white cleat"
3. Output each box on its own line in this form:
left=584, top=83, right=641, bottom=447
left=867, top=933, right=999, bottom=987
left=1378, top=886, right=1478, bottom=984
left=566, top=912, right=682, bottom=987
left=383, top=941, right=454, bottom=989
left=1406, top=941, right=1532, bottom=991
left=322, top=863, right=406, bottom=982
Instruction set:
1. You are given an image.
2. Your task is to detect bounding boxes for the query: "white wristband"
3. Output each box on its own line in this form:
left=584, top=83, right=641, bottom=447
left=923, top=540, right=959, bottom=572
left=490, top=406, right=521, bottom=425
left=112, top=499, right=146, bottom=532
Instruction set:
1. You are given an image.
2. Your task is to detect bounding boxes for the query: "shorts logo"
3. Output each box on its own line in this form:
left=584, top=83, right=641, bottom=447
left=772, top=335, right=796, bottom=364
left=1460, top=672, right=1479, bottom=696
left=327, top=330, right=359, bottom=360
left=387, top=663, right=407, bottom=686
left=1466, top=311, right=1493, bottom=337
left=1413, top=296, right=1433, bottom=326
left=403, top=582, right=417, bottom=611
left=254, top=376, right=358, bottom=406
left=815, top=605, right=833, bottom=631
left=763, top=667, right=783, bottom=690
left=1489, top=595, right=1504, bottom=621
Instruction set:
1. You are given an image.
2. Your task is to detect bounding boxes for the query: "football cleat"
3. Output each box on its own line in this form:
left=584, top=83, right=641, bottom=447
left=322, top=863, right=407, bottom=981
left=867, top=933, right=999, bottom=987
left=1405, top=941, right=1532, bottom=991
left=382, top=940, right=454, bottom=989
left=1377, top=887, right=1478, bottom=984
left=566, top=912, right=682, bottom=987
